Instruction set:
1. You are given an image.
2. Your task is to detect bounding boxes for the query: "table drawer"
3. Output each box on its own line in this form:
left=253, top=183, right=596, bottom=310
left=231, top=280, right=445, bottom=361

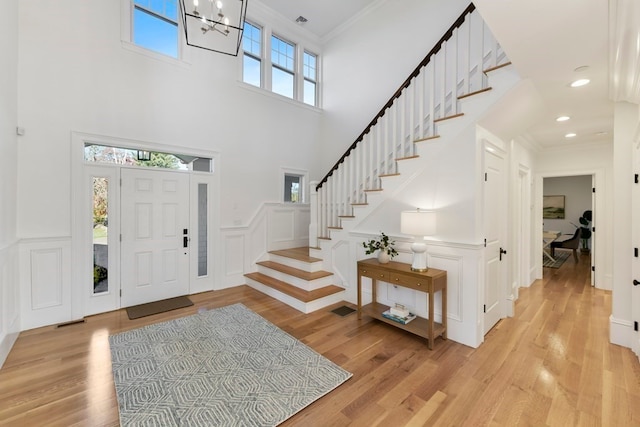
left=359, top=267, right=389, bottom=281
left=389, top=273, right=430, bottom=292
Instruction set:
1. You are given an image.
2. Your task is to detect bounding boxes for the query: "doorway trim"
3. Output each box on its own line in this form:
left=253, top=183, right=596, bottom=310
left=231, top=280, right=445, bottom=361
left=534, top=169, right=605, bottom=288
left=70, top=132, right=220, bottom=319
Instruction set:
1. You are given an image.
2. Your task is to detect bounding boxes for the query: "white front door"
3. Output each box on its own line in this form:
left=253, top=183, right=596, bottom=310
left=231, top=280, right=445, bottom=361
left=121, top=168, right=190, bottom=307
left=484, top=144, right=508, bottom=334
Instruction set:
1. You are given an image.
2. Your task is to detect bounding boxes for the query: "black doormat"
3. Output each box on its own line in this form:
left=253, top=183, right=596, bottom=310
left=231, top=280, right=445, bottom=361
left=126, top=296, right=194, bottom=320
left=331, top=305, right=356, bottom=317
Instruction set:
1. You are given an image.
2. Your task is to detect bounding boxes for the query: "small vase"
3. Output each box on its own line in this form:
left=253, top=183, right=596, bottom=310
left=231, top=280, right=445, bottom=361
left=377, top=250, right=390, bottom=264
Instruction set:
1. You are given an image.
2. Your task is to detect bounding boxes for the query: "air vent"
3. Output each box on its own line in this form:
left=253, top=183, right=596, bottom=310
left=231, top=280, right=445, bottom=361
left=295, top=16, right=308, bottom=23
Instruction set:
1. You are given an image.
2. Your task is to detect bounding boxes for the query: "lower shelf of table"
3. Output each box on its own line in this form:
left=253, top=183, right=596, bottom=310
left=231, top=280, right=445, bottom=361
left=360, top=302, right=445, bottom=341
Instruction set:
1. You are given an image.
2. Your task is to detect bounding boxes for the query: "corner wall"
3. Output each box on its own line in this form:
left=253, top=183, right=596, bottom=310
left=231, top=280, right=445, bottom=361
left=0, top=0, right=20, bottom=367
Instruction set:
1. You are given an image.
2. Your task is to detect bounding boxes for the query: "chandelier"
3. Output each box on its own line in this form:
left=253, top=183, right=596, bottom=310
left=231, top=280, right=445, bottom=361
left=179, top=0, right=248, bottom=56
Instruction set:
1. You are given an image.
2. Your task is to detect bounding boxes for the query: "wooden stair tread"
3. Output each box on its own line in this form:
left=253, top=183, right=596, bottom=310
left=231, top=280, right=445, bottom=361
left=458, top=87, right=492, bottom=100
left=269, top=247, right=322, bottom=263
left=351, top=202, right=369, bottom=206
left=414, top=135, right=441, bottom=143
left=256, top=261, right=333, bottom=280
left=434, top=113, right=464, bottom=123
left=397, top=155, right=419, bottom=161
left=338, top=215, right=355, bottom=218
left=327, top=226, right=343, bottom=230
left=484, top=61, right=512, bottom=74
left=244, top=272, right=344, bottom=303
left=378, top=173, right=400, bottom=178
left=364, top=188, right=383, bottom=192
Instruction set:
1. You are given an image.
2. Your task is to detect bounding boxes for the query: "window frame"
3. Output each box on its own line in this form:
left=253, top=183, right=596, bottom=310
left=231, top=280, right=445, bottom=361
left=240, top=19, right=321, bottom=108
left=123, top=0, right=184, bottom=62
left=242, top=20, right=263, bottom=88
left=302, top=50, right=318, bottom=107
left=281, top=168, right=308, bottom=204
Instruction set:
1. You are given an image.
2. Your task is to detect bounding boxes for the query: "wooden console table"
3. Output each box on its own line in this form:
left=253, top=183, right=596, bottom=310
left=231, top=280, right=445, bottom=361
left=357, top=258, right=447, bottom=349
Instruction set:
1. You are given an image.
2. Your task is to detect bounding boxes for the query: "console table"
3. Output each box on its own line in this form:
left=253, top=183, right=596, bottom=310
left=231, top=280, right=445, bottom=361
left=357, top=258, right=447, bottom=349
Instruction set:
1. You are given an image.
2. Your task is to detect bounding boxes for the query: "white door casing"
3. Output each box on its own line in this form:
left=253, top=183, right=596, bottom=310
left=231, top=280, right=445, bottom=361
left=484, top=143, right=508, bottom=334
left=120, top=168, right=190, bottom=307
left=632, top=140, right=640, bottom=356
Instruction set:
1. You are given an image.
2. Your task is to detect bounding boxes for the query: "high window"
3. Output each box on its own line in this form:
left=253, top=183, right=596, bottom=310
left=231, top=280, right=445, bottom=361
left=132, top=0, right=179, bottom=58
left=242, top=22, right=262, bottom=88
left=241, top=22, right=320, bottom=107
left=303, top=51, right=317, bottom=106
left=271, top=35, right=295, bottom=99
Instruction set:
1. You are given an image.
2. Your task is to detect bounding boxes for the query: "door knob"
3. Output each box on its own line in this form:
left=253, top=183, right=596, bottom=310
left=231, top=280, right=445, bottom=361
left=634, top=279, right=640, bottom=286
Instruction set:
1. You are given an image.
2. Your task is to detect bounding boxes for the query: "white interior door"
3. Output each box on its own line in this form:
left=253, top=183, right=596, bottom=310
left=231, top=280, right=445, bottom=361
left=484, top=144, right=508, bottom=334
left=632, top=142, right=640, bottom=355
left=121, top=168, right=190, bottom=307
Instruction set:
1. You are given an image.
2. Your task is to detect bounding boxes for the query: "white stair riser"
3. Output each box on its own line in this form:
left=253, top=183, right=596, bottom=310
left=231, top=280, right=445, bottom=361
left=256, top=265, right=334, bottom=291
left=268, top=254, right=324, bottom=272
left=245, top=278, right=345, bottom=314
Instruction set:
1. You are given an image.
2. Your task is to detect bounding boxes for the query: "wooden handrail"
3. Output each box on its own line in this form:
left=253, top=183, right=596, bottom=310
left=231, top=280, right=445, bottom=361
left=316, top=2, right=476, bottom=191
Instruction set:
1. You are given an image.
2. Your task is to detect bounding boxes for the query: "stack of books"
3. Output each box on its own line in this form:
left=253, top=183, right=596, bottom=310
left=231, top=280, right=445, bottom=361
left=382, top=304, right=416, bottom=325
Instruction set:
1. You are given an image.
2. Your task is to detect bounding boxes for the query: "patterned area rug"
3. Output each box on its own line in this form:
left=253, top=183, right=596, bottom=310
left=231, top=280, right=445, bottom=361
left=543, top=250, right=571, bottom=268
left=109, top=303, right=352, bottom=426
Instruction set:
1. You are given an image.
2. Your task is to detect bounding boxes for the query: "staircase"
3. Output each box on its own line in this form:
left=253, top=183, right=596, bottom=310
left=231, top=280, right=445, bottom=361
left=245, top=4, right=520, bottom=316
left=244, top=247, right=345, bottom=313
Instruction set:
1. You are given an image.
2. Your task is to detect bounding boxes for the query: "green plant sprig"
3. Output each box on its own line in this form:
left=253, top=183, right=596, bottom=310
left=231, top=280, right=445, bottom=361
left=362, top=232, right=398, bottom=258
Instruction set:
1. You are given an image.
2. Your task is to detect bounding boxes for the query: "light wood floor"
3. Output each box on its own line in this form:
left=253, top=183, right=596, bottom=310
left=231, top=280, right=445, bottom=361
left=1, top=252, right=639, bottom=426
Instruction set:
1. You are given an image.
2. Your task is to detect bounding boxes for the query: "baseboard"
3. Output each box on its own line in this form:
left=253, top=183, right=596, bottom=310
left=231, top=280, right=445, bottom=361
left=0, top=316, right=20, bottom=369
left=609, top=315, right=633, bottom=349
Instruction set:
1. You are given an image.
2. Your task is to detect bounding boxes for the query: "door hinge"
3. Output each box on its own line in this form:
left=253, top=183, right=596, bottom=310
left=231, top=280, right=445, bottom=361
left=484, top=238, right=487, bottom=247
left=635, top=174, right=638, bottom=184
left=592, top=266, right=595, bottom=272
left=483, top=304, right=486, bottom=313
left=635, top=248, right=638, bottom=258
left=119, top=234, right=122, bottom=242
left=120, top=289, right=122, bottom=297
left=120, top=178, right=122, bottom=187
left=592, top=227, right=595, bottom=232
left=592, top=187, right=596, bottom=193
left=635, top=321, right=639, bottom=332
left=484, top=172, right=488, bottom=182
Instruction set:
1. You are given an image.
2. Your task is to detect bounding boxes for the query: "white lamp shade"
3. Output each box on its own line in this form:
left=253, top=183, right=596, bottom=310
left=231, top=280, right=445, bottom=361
left=401, top=210, right=436, bottom=237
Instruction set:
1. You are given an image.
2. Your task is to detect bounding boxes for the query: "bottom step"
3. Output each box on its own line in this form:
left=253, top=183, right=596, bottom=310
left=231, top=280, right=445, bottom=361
left=244, top=272, right=345, bottom=314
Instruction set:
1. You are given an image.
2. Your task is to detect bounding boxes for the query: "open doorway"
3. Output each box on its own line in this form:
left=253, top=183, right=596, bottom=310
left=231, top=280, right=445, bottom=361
left=542, top=174, right=594, bottom=284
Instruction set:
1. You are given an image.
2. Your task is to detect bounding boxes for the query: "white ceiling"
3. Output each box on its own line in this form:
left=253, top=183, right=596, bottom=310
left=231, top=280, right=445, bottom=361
left=260, top=0, right=615, bottom=149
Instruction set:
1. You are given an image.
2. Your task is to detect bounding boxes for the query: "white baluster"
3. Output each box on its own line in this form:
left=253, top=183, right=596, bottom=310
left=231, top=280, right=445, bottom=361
left=309, top=180, right=318, bottom=247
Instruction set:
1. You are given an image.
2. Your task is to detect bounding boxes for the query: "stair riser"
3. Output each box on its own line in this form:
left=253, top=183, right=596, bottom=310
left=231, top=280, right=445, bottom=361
left=268, top=254, right=324, bottom=272
left=256, top=266, right=334, bottom=291
left=245, top=278, right=345, bottom=314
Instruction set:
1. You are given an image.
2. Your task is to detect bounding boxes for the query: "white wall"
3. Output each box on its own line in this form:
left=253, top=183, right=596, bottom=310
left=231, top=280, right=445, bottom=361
left=0, top=0, right=20, bottom=367
left=16, top=0, right=322, bottom=238
left=318, top=0, right=469, bottom=176
left=543, top=175, right=592, bottom=236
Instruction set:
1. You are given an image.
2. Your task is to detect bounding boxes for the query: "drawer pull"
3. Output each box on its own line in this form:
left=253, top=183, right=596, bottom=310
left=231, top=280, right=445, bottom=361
left=380, top=274, right=384, bottom=278
left=417, top=283, right=422, bottom=286
left=395, top=278, right=399, bottom=281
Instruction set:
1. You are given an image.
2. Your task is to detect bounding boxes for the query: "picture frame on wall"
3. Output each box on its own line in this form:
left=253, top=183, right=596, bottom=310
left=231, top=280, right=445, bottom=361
left=543, top=195, right=565, bottom=219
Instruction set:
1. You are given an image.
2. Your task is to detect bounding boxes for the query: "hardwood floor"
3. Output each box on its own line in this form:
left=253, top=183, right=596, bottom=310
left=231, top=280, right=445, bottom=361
left=1, top=252, right=638, bottom=426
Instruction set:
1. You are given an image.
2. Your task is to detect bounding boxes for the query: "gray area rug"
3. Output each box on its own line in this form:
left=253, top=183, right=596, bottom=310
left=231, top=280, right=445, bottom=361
left=109, top=303, right=352, bottom=426
left=543, top=250, right=571, bottom=268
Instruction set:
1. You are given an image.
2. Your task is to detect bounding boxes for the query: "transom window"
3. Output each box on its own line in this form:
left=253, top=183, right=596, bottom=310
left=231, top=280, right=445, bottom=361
left=132, top=0, right=179, bottom=58
left=84, top=144, right=212, bottom=172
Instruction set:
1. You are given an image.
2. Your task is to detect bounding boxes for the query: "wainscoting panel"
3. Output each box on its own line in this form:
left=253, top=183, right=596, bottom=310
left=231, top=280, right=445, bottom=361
left=222, top=234, right=245, bottom=288
left=19, top=238, right=72, bottom=330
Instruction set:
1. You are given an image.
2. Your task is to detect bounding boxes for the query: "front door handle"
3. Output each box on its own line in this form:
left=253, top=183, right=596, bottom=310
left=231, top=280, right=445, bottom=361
left=500, top=247, right=507, bottom=261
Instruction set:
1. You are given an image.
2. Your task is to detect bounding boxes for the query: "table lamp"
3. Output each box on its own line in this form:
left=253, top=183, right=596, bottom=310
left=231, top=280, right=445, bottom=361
left=401, top=209, right=436, bottom=271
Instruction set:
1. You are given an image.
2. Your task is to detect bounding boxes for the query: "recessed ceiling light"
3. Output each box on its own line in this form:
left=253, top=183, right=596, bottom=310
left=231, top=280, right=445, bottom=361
left=570, top=79, right=590, bottom=87
left=556, top=116, right=570, bottom=122
left=565, top=133, right=577, bottom=138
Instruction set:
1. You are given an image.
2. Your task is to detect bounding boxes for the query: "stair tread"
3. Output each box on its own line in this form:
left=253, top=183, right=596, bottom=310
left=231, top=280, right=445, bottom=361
left=378, top=173, right=400, bottom=178
left=484, top=61, right=512, bottom=74
left=458, top=87, right=492, bottom=100
left=269, top=247, right=322, bottom=263
left=257, top=260, right=333, bottom=280
left=434, top=112, right=464, bottom=123
left=245, top=272, right=343, bottom=303
left=414, top=135, right=441, bottom=143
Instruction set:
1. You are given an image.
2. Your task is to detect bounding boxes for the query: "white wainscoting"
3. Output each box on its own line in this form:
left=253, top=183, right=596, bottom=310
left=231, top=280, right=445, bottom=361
left=327, top=235, right=485, bottom=348
left=19, top=237, right=72, bottom=330
left=219, top=203, right=310, bottom=289
left=0, top=241, right=20, bottom=368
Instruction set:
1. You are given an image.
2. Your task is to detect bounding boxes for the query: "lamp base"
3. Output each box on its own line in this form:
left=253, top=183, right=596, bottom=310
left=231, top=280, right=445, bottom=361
left=410, top=242, right=428, bottom=272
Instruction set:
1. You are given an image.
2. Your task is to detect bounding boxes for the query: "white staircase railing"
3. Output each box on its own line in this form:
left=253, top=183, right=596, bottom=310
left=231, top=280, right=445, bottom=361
left=310, top=3, right=509, bottom=246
